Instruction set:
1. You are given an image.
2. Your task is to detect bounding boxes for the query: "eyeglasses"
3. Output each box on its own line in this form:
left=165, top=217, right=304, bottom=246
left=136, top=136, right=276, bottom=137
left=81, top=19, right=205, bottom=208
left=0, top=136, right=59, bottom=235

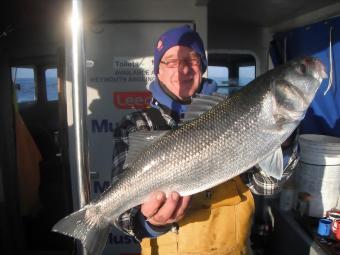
left=160, top=58, right=201, bottom=68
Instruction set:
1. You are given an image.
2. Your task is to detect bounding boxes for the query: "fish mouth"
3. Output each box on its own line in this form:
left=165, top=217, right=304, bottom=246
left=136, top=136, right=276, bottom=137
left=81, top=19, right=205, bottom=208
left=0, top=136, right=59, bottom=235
left=314, top=59, right=328, bottom=80
left=304, top=57, right=328, bottom=81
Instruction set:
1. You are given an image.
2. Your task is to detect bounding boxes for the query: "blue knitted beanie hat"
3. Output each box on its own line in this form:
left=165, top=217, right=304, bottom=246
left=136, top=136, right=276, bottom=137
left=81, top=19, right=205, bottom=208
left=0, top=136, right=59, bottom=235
left=153, top=25, right=207, bottom=75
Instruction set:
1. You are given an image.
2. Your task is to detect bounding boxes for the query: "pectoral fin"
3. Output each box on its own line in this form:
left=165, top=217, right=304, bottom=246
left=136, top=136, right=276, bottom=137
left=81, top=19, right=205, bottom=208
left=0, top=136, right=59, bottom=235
left=257, top=148, right=284, bottom=180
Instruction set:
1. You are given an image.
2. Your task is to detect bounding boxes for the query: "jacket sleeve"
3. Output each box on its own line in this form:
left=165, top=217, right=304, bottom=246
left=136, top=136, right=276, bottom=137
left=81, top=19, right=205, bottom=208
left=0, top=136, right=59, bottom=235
left=241, top=130, right=300, bottom=196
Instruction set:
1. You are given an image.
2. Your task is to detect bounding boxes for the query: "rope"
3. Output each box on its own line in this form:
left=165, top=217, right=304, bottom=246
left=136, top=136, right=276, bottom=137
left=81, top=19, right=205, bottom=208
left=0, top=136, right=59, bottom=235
left=324, top=26, right=334, bottom=95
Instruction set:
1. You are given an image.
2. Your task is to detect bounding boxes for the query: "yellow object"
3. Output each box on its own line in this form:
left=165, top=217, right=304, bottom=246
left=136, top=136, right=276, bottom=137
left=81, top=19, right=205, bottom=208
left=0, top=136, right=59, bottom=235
left=141, top=177, right=254, bottom=255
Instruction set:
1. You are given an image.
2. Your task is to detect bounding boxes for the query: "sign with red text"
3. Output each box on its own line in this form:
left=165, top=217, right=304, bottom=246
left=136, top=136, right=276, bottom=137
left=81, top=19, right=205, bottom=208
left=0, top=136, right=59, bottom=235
left=113, top=91, right=152, bottom=109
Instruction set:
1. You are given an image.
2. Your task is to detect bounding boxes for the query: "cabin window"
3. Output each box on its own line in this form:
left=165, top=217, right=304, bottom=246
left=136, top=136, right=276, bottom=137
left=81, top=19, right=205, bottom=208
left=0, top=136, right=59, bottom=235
left=207, top=66, right=230, bottom=94
left=11, top=67, right=36, bottom=103
left=239, top=66, right=255, bottom=86
left=45, top=68, right=58, bottom=101
left=208, top=66, right=229, bottom=84
left=208, top=53, right=256, bottom=96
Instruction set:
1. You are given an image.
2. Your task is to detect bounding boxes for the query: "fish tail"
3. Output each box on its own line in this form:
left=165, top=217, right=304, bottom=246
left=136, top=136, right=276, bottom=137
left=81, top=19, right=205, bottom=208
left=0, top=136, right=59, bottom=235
left=52, top=205, right=113, bottom=255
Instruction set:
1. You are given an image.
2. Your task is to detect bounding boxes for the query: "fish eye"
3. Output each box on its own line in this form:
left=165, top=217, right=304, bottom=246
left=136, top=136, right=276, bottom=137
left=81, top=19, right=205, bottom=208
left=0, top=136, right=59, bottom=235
left=298, top=63, right=307, bottom=75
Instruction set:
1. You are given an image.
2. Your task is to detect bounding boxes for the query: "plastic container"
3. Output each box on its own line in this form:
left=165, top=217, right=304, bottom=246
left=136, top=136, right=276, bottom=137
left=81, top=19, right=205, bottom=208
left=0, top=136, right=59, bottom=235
left=317, top=218, right=332, bottom=236
left=335, top=220, right=340, bottom=241
left=294, top=134, right=340, bottom=218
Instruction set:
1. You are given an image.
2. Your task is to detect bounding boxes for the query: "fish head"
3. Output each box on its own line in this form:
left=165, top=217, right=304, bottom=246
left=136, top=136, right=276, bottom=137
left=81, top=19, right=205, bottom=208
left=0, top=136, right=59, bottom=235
left=271, top=56, right=327, bottom=126
left=283, top=56, right=327, bottom=104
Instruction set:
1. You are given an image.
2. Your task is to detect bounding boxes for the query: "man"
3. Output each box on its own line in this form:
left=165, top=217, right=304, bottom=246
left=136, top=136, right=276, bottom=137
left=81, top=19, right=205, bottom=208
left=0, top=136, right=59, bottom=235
left=112, top=25, right=299, bottom=254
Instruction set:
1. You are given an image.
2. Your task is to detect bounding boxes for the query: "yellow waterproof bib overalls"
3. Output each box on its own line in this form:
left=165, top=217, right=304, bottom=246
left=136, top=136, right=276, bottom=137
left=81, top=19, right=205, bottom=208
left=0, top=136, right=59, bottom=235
left=140, top=176, right=255, bottom=255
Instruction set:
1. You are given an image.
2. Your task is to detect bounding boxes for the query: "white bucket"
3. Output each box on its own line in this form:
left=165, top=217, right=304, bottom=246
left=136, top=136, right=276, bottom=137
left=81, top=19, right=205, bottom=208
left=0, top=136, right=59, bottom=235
left=295, top=134, right=340, bottom=218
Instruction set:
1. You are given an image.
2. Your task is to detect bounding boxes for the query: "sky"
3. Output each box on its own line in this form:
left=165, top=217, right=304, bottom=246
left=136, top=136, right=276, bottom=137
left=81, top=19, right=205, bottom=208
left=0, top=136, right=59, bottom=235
left=12, top=67, right=57, bottom=79
left=208, top=65, right=255, bottom=81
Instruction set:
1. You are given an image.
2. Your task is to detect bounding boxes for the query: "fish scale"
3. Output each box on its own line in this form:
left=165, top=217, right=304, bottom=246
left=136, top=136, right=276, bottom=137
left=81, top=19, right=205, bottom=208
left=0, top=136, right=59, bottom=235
left=52, top=56, right=327, bottom=255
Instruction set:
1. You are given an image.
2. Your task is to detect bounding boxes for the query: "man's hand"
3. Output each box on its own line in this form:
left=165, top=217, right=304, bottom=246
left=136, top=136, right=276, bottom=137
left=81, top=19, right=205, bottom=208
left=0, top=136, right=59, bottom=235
left=141, top=191, right=191, bottom=226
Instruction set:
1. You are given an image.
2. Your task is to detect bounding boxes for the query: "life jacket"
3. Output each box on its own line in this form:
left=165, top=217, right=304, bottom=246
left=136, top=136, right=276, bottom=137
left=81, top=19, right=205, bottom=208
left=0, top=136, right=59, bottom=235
left=140, top=177, right=254, bottom=255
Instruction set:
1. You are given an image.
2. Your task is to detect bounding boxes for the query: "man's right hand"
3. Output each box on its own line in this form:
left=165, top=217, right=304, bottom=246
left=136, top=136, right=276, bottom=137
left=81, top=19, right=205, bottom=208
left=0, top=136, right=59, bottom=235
left=141, top=191, right=191, bottom=226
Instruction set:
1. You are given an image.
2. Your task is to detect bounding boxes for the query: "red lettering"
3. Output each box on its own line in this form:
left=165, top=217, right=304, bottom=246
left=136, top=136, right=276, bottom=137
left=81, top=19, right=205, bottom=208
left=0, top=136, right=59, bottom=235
left=113, top=92, right=152, bottom=109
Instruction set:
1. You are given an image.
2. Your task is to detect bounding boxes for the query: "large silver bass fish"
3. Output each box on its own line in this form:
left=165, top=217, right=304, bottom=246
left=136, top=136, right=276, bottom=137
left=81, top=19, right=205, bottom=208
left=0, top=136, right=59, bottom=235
left=53, top=56, right=327, bottom=255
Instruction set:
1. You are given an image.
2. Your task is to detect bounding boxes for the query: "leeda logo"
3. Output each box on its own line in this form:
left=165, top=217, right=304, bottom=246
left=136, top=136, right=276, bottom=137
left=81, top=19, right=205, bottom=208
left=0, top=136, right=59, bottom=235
left=113, top=91, right=152, bottom=109
left=156, top=39, right=163, bottom=51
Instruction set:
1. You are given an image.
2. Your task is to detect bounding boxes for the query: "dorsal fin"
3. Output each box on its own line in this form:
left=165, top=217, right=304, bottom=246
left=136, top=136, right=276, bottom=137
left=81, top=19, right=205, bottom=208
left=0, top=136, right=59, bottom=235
left=181, top=93, right=227, bottom=122
left=123, top=130, right=169, bottom=169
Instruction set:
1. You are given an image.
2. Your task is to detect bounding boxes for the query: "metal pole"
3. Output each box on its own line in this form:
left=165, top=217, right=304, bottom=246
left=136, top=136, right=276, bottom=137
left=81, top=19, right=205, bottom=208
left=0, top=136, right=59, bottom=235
left=71, top=0, right=91, bottom=251
left=71, top=0, right=90, bottom=208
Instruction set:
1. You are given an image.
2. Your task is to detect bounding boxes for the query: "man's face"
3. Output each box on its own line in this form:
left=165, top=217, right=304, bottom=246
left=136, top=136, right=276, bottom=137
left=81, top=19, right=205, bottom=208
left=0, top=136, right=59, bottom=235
left=157, top=46, right=203, bottom=100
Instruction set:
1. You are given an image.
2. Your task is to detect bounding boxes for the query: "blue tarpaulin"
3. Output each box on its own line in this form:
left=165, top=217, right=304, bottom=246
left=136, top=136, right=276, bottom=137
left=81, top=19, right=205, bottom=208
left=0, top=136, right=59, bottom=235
left=270, top=16, right=340, bottom=137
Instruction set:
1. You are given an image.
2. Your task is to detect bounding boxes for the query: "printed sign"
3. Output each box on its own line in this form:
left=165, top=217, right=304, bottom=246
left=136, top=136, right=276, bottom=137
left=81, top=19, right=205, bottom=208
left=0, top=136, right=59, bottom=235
left=89, top=57, right=155, bottom=85
left=113, top=91, right=152, bottom=109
